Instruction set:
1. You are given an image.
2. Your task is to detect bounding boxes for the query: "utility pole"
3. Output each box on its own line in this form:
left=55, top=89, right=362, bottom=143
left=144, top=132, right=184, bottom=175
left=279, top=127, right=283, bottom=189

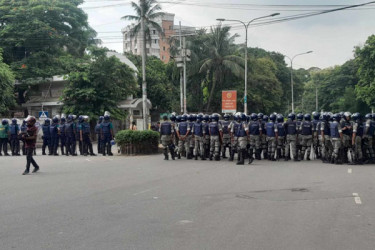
left=183, top=36, right=187, bottom=114
left=179, top=22, right=183, bottom=114
left=140, top=0, right=148, bottom=130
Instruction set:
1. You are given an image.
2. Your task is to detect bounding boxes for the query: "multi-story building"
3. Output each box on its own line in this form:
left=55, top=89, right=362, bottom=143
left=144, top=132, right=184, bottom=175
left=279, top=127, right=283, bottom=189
left=122, top=13, right=195, bottom=63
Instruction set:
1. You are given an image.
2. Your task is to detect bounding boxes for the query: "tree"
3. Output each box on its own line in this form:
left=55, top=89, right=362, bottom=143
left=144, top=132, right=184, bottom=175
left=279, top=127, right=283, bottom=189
left=0, top=0, right=97, bottom=82
left=62, top=47, right=137, bottom=120
left=0, top=49, right=15, bottom=115
left=355, top=34, right=375, bottom=109
left=199, top=25, right=244, bottom=112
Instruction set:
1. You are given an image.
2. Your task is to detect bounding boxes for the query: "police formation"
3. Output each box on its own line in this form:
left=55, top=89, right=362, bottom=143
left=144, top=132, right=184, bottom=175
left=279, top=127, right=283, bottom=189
left=159, top=112, right=375, bottom=165
left=0, top=114, right=114, bottom=157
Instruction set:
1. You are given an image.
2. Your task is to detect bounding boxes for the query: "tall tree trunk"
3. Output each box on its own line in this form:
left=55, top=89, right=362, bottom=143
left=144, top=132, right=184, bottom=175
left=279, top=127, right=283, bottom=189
left=206, top=71, right=217, bottom=112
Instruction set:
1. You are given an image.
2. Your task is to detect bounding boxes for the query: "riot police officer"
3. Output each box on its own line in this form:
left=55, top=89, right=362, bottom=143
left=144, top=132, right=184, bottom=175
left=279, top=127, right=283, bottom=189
left=300, top=114, right=313, bottom=161
left=0, top=119, right=10, bottom=156
left=100, top=115, right=114, bottom=156
left=209, top=113, right=223, bottom=161
left=265, top=114, right=278, bottom=161
left=176, top=114, right=189, bottom=159
left=77, top=115, right=84, bottom=155
left=60, top=117, right=67, bottom=155
left=248, top=113, right=262, bottom=162
left=9, top=118, right=20, bottom=156
left=340, top=112, right=352, bottom=163
left=160, top=115, right=175, bottom=160
left=221, top=114, right=231, bottom=159
left=203, top=115, right=211, bottom=159
left=276, top=114, right=286, bottom=160
left=229, top=113, right=241, bottom=162
left=363, top=113, right=375, bottom=163
left=320, top=113, right=333, bottom=163
left=65, top=115, right=77, bottom=156
left=312, top=112, right=321, bottom=159
left=50, top=117, right=60, bottom=156
left=42, top=119, right=52, bottom=155
left=330, top=113, right=343, bottom=164
left=284, top=113, right=298, bottom=161
left=236, top=113, right=249, bottom=165
left=296, top=113, right=304, bottom=159
left=192, top=114, right=205, bottom=160
left=80, top=116, right=96, bottom=156
left=351, top=113, right=364, bottom=165
left=95, top=116, right=104, bottom=154
left=186, top=114, right=195, bottom=159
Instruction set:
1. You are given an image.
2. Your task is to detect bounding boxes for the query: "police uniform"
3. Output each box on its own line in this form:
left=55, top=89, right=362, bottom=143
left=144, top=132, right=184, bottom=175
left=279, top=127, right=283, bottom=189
left=312, top=118, right=321, bottom=158
left=159, top=120, right=174, bottom=160
left=100, top=120, right=114, bottom=156
left=9, top=121, right=20, bottom=156
left=364, top=118, right=375, bottom=162
left=276, top=121, right=286, bottom=160
left=42, top=121, right=52, bottom=155
left=230, top=120, right=240, bottom=161
left=95, top=121, right=102, bottom=154
left=265, top=121, right=278, bottom=160
left=60, top=120, right=67, bottom=155
left=203, top=121, right=210, bottom=159
left=284, top=119, right=298, bottom=161
left=340, top=119, right=352, bottom=163
left=65, top=119, right=77, bottom=156
left=50, top=121, right=60, bottom=155
left=192, top=121, right=205, bottom=160
left=209, top=121, right=222, bottom=160
left=221, top=120, right=231, bottom=158
left=248, top=120, right=262, bottom=160
left=80, top=121, right=95, bottom=156
left=319, top=120, right=333, bottom=163
left=176, top=120, right=190, bottom=158
left=330, top=121, right=342, bottom=163
left=260, top=120, right=268, bottom=158
left=236, top=121, right=248, bottom=164
left=352, top=121, right=364, bottom=164
left=300, top=121, right=313, bottom=160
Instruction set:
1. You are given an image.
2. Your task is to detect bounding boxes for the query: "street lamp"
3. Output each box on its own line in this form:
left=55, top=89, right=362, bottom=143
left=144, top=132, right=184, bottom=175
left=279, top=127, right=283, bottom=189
left=284, top=51, right=313, bottom=113
left=217, top=13, right=280, bottom=114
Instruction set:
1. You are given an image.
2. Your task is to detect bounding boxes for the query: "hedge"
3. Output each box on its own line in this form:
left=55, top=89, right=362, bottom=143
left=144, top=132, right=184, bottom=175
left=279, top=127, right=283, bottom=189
left=115, top=130, right=159, bottom=155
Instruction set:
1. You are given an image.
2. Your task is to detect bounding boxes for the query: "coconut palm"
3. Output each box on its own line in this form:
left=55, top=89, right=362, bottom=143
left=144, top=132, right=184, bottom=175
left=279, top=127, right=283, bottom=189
left=122, top=0, right=165, bottom=54
left=199, top=25, right=244, bottom=112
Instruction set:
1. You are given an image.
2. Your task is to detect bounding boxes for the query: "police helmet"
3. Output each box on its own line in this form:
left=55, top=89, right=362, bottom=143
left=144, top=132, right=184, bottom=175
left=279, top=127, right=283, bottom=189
left=269, top=113, right=277, bottom=122
left=22, top=120, right=27, bottom=125
left=176, top=115, right=182, bottom=122
left=344, top=112, right=352, bottom=119
left=251, top=113, right=258, bottom=121
left=223, top=114, right=230, bottom=121
left=104, top=115, right=110, bottom=121
left=67, top=115, right=73, bottom=122
left=277, top=114, right=284, bottom=123
left=52, top=117, right=59, bottom=123
left=83, top=115, right=89, bottom=121
left=257, top=113, right=264, bottom=120
left=239, top=113, right=246, bottom=121
left=208, top=115, right=213, bottom=122
left=304, top=113, right=311, bottom=121
left=191, top=114, right=197, bottom=121
left=44, top=119, right=50, bottom=125
left=1, top=119, right=7, bottom=125
left=72, top=115, right=77, bottom=120
left=352, top=112, right=361, bottom=122
left=170, top=115, right=176, bottom=122
left=203, top=115, right=209, bottom=122
left=11, top=118, right=17, bottom=125
left=263, top=115, right=269, bottom=122
left=197, top=114, right=203, bottom=122
left=187, top=114, right=193, bottom=121
left=339, top=111, right=344, bottom=118
left=332, top=113, right=340, bottom=121
left=312, top=112, right=320, bottom=120
left=365, top=113, right=372, bottom=120
left=61, top=117, right=66, bottom=123
left=212, top=113, right=220, bottom=122
left=296, top=113, right=304, bottom=121
left=288, top=113, right=296, bottom=120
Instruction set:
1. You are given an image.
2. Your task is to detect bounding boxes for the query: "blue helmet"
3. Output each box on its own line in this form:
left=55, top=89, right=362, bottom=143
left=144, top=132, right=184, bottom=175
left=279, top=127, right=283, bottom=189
left=104, top=115, right=110, bottom=121
left=304, top=113, right=311, bottom=121
left=99, top=116, right=104, bottom=122
left=322, top=112, right=330, bottom=121
left=208, top=115, right=213, bottom=122
left=212, top=113, right=219, bottom=122
left=187, top=114, right=193, bottom=122
left=11, top=118, right=17, bottom=125
left=22, top=120, right=27, bottom=126
left=180, top=114, right=187, bottom=122
left=67, top=115, right=73, bottom=122
left=170, top=114, right=176, bottom=122
left=2, top=119, right=8, bottom=125
left=288, top=113, right=295, bottom=120
left=52, top=117, right=59, bottom=123
left=61, top=117, right=66, bottom=123
left=277, top=114, right=284, bottom=123
left=352, top=112, right=361, bottom=122
left=312, top=112, right=320, bottom=120
left=78, top=115, right=84, bottom=122
left=176, top=115, right=182, bottom=122
left=44, top=119, right=50, bottom=125
left=263, top=115, right=269, bottom=122
left=269, top=113, right=277, bottom=122
left=365, top=113, right=372, bottom=120
left=257, top=113, right=264, bottom=120
left=203, top=115, right=209, bottom=122
left=297, top=113, right=304, bottom=121
left=332, top=113, right=340, bottom=121
left=223, top=114, right=230, bottom=121
left=240, top=113, right=247, bottom=121
left=197, top=114, right=203, bottom=122
left=251, top=113, right=258, bottom=121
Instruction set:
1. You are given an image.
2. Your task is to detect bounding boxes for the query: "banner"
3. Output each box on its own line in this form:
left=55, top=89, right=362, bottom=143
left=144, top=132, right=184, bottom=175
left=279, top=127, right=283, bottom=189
left=222, top=90, right=237, bottom=113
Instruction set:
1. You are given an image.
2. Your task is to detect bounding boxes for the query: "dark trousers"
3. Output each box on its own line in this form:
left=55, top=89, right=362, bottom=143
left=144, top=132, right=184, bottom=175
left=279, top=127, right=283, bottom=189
left=25, top=147, right=39, bottom=171
left=51, top=136, right=59, bottom=155
left=83, top=133, right=94, bottom=155
left=77, top=137, right=83, bottom=155
left=66, top=136, right=76, bottom=155
left=60, top=135, right=66, bottom=155
left=101, top=135, right=112, bottom=155
left=96, top=133, right=102, bottom=153
left=20, top=139, right=26, bottom=155
left=42, top=137, right=51, bottom=154
left=10, top=135, right=20, bottom=155
left=0, top=138, right=9, bottom=155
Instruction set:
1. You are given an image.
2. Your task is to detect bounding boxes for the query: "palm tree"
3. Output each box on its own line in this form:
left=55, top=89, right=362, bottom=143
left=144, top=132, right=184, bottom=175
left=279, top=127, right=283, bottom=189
left=122, top=0, right=165, bottom=56
left=199, top=25, right=244, bottom=112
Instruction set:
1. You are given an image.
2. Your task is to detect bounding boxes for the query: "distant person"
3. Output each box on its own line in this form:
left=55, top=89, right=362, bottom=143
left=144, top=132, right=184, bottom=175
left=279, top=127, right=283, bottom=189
left=0, top=119, right=10, bottom=156
left=22, top=116, right=40, bottom=175
left=130, top=121, right=137, bottom=130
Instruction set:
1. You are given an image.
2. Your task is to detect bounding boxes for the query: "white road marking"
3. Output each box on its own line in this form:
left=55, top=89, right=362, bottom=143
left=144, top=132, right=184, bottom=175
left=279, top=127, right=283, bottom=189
left=353, top=193, right=362, bottom=204
left=103, top=157, right=113, bottom=161
left=177, top=220, right=193, bottom=225
left=86, top=159, right=91, bottom=162
left=153, top=197, right=159, bottom=199
left=348, top=168, right=352, bottom=174
left=133, top=186, right=160, bottom=196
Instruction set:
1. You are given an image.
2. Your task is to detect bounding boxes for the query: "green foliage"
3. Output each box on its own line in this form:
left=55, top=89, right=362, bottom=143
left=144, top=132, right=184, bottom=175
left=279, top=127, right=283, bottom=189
left=0, top=0, right=97, bottom=82
left=355, top=35, right=375, bottom=109
left=0, top=49, right=15, bottom=115
left=115, top=129, right=159, bottom=145
left=62, top=47, right=137, bottom=120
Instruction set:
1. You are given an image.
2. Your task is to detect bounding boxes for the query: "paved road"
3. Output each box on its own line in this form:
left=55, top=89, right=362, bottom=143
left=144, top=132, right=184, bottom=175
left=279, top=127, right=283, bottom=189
left=1, top=153, right=375, bottom=250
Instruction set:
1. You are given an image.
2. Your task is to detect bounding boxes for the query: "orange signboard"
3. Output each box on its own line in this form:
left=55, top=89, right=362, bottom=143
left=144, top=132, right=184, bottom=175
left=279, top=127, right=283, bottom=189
left=222, top=90, right=237, bottom=113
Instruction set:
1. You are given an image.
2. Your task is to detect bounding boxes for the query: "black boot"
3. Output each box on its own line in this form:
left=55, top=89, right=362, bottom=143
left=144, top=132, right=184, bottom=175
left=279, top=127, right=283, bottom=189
left=171, top=150, right=175, bottom=160
left=248, top=149, right=254, bottom=164
left=164, top=152, right=169, bottom=160
left=209, top=153, right=213, bottom=161
left=229, top=150, right=234, bottom=161
left=222, top=147, right=227, bottom=159
left=236, top=149, right=245, bottom=165
left=195, top=154, right=198, bottom=160
left=89, top=144, right=96, bottom=156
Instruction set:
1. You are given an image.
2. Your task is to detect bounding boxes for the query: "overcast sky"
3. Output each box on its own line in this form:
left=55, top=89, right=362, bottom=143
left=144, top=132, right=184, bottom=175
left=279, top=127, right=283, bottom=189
left=81, top=0, right=375, bottom=69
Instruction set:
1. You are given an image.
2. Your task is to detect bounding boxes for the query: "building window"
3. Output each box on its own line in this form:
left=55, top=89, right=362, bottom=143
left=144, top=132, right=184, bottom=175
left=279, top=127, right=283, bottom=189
left=146, top=48, right=150, bottom=53
left=152, top=30, right=156, bottom=35
left=154, top=39, right=157, bottom=44
left=162, top=55, right=165, bottom=60
left=133, top=110, right=140, bottom=116
left=135, top=49, right=137, bottom=53
left=169, top=25, right=173, bottom=30
left=163, top=46, right=165, bottom=51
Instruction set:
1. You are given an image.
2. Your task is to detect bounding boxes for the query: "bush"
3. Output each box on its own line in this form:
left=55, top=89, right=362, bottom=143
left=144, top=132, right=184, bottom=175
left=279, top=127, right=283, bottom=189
left=115, top=130, right=160, bottom=155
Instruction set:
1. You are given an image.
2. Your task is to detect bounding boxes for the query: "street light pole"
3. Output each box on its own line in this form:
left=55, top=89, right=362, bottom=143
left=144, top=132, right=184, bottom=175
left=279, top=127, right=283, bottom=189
left=284, top=51, right=313, bottom=113
left=217, top=13, right=279, bottom=114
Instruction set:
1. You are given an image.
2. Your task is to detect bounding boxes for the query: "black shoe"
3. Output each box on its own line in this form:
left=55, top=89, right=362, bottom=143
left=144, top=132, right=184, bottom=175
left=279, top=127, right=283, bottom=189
left=42, top=152, right=46, bottom=155
left=90, top=153, right=96, bottom=156
left=32, top=167, right=39, bottom=173
left=108, top=153, right=113, bottom=156
left=5, top=153, right=10, bottom=156
left=248, top=157, right=254, bottom=164
left=306, top=156, right=311, bottom=161
left=22, top=170, right=29, bottom=175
